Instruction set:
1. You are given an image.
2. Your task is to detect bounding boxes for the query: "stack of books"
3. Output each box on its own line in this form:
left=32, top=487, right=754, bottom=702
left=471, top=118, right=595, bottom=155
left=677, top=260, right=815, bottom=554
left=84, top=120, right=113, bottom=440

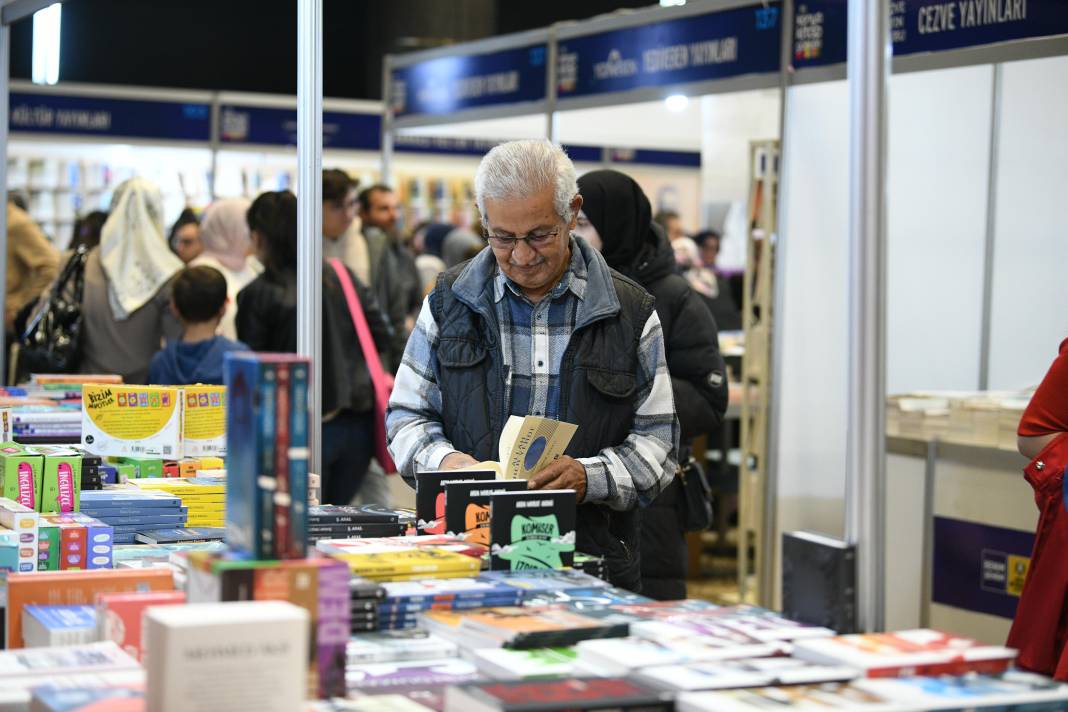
left=347, top=629, right=457, bottom=665
left=80, top=489, right=186, bottom=544
left=11, top=406, right=82, bottom=441
left=37, top=513, right=114, bottom=570
left=307, top=504, right=409, bottom=543
left=572, top=552, right=608, bottom=581
left=347, top=657, right=483, bottom=699
left=127, top=477, right=225, bottom=528
left=317, top=533, right=486, bottom=560
left=420, top=605, right=631, bottom=650
left=351, top=576, right=386, bottom=634
left=333, top=547, right=483, bottom=583
left=376, top=578, right=525, bottom=631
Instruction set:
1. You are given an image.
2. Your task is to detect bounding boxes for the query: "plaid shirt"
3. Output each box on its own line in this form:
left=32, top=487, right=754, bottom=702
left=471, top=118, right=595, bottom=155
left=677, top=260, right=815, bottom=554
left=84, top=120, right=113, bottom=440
left=387, top=241, right=678, bottom=511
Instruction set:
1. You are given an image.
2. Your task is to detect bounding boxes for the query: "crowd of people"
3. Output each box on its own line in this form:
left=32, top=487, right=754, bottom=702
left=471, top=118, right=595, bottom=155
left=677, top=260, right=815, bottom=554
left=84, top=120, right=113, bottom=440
left=4, top=141, right=741, bottom=597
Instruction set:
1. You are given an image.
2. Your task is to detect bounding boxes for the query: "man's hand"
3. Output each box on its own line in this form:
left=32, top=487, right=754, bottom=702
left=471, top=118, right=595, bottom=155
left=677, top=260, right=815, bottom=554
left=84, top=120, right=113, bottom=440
left=440, top=452, right=479, bottom=470
left=528, top=456, right=587, bottom=503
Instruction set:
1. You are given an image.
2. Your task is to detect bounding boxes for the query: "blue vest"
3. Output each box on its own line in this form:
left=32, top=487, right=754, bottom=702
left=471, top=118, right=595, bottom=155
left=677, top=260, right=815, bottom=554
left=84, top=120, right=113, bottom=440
left=429, top=263, right=655, bottom=591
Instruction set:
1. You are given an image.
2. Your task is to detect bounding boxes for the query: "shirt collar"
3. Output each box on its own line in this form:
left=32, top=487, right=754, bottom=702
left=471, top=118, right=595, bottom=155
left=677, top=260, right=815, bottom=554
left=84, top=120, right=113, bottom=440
left=493, top=236, right=588, bottom=304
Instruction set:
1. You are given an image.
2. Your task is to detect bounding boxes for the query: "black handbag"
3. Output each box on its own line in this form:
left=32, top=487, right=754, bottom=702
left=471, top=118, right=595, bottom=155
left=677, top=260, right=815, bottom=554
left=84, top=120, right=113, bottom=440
left=676, top=456, right=714, bottom=532
left=18, top=245, right=89, bottom=375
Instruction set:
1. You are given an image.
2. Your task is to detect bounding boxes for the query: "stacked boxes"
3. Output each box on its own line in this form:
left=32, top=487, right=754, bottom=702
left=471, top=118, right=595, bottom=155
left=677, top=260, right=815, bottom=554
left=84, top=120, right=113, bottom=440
left=0, top=497, right=39, bottom=573
left=225, top=353, right=310, bottom=559
left=29, top=445, right=82, bottom=514
left=38, top=514, right=113, bottom=570
left=81, top=385, right=183, bottom=459
left=0, top=442, right=42, bottom=511
left=182, top=385, right=227, bottom=457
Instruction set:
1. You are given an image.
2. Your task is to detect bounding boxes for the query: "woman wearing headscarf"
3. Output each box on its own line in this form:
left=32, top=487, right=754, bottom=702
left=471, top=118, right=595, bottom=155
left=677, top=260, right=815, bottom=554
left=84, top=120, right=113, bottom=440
left=574, top=169, right=729, bottom=600
left=190, top=197, right=261, bottom=340
left=79, top=178, right=182, bottom=383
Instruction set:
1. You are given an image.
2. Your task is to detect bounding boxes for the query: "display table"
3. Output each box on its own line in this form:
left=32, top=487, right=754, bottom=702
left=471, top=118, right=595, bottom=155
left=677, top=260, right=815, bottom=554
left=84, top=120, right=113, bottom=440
left=885, top=436, right=1036, bottom=644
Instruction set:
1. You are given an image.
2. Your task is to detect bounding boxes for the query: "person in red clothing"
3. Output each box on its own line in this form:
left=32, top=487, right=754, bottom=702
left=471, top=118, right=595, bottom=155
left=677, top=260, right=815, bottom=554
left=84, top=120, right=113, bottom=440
left=1007, top=338, right=1068, bottom=678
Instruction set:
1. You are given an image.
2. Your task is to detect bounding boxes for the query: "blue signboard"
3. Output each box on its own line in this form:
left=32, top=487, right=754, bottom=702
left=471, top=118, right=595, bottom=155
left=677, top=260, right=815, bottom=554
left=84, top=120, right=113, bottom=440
left=794, top=0, right=1068, bottom=70
left=557, top=3, right=782, bottom=100
left=219, top=105, right=381, bottom=150
left=932, top=516, right=1034, bottom=620
left=9, top=92, right=210, bottom=142
left=391, top=45, right=547, bottom=118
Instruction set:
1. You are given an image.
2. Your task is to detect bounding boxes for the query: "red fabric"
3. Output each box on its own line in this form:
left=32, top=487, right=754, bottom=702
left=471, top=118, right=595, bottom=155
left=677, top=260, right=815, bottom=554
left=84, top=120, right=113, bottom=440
left=1019, top=338, right=1068, bottom=437
left=329, top=258, right=397, bottom=474
left=1007, top=433, right=1068, bottom=678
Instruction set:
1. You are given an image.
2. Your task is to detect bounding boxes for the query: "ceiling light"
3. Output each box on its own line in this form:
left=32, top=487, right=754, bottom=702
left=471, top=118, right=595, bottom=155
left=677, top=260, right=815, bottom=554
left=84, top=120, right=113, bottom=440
left=32, top=3, right=62, bottom=86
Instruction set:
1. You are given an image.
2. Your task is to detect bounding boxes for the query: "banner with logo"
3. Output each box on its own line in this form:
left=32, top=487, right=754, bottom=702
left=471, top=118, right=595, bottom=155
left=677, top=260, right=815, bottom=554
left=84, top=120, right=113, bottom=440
left=794, top=0, right=1068, bottom=70
left=10, top=92, right=210, bottom=142
left=218, top=105, right=380, bottom=150
left=931, top=516, right=1033, bottom=619
left=556, top=3, right=782, bottom=100
left=391, top=45, right=548, bottom=118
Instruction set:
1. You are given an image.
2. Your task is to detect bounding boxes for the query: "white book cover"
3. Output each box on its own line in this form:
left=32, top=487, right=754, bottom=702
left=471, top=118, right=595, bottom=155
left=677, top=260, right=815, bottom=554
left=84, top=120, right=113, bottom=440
left=0, top=641, right=138, bottom=679
left=470, top=647, right=577, bottom=680
left=144, top=600, right=308, bottom=712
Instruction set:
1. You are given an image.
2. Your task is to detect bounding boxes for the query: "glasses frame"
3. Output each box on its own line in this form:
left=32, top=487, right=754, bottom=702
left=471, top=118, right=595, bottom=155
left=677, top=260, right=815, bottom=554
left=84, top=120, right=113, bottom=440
left=486, top=227, right=563, bottom=251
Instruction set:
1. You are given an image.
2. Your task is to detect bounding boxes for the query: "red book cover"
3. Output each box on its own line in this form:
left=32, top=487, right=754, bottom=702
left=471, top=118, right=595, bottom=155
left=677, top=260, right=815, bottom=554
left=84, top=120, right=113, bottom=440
left=59, top=524, right=87, bottom=570
left=274, top=363, right=291, bottom=558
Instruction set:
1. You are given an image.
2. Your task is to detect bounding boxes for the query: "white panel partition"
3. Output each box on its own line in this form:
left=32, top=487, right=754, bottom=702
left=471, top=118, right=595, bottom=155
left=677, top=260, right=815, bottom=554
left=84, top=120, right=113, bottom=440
left=885, top=65, right=993, bottom=394
left=988, top=55, right=1068, bottom=390
left=775, top=79, right=852, bottom=563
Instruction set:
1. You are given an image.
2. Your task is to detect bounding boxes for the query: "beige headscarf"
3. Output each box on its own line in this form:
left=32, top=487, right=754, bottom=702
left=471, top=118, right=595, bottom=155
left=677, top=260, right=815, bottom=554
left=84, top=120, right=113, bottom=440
left=99, top=178, right=184, bottom=321
left=199, top=197, right=253, bottom=272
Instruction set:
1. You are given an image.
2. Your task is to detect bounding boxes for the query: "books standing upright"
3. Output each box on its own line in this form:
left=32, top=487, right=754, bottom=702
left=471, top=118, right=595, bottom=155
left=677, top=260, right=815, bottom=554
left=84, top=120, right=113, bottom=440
left=225, top=353, right=310, bottom=559
left=489, top=490, right=577, bottom=571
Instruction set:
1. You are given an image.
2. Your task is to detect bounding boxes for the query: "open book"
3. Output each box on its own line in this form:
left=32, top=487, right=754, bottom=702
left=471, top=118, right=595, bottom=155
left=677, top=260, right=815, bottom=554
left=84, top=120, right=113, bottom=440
left=460, top=416, right=577, bottom=479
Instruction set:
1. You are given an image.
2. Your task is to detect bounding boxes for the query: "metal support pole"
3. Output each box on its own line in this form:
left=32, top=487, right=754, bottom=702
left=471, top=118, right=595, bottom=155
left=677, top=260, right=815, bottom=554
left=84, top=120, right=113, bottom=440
left=208, top=91, right=220, bottom=202
left=977, top=64, right=1002, bottom=391
left=297, top=0, right=323, bottom=477
left=0, top=22, right=10, bottom=384
left=760, top=0, right=793, bottom=609
left=545, top=27, right=558, bottom=142
left=845, top=0, right=889, bottom=632
left=381, top=55, right=394, bottom=186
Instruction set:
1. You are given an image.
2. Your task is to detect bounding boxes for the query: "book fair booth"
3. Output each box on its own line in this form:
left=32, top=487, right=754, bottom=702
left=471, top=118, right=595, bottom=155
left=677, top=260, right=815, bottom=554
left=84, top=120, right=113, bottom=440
left=0, top=0, right=1060, bottom=709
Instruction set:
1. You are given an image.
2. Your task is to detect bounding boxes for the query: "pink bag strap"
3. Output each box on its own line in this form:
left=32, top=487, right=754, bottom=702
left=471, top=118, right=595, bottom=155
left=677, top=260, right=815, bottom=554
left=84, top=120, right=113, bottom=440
left=328, top=258, right=389, bottom=385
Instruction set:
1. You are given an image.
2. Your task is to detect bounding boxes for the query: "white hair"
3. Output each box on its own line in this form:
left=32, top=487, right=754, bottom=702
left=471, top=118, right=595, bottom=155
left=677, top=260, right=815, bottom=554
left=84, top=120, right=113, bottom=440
left=475, top=139, right=578, bottom=227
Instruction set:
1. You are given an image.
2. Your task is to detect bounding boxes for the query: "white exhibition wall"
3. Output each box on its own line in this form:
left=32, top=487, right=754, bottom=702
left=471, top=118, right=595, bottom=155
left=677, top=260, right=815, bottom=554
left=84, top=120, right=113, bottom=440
left=989, top=56, right=1068, bottom=389
left=771, top=57, right=1067, bottom=606
left=699, top=89, right=781, bottom=272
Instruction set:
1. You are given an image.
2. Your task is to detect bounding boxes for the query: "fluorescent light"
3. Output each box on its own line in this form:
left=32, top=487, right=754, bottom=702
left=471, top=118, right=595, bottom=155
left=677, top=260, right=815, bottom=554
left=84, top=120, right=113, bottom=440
left=660, top=0, right=686, bottom=5
left=32, top=3, right=62, bottom=86
left=664, top=94, right=689, bottom=113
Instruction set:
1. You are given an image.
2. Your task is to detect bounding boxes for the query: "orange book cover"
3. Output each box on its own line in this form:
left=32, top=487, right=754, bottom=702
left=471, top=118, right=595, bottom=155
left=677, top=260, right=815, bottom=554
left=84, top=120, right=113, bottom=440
left=6, top=568, right=174, bottom=648
left=462, top=607, right=599, bottom=634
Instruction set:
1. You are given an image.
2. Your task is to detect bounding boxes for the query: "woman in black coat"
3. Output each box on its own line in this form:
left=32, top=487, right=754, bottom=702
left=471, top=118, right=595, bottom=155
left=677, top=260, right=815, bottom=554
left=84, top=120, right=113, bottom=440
left=575, top=170, right=728, bottom=599
left=236, top=191, right=394, bottom=506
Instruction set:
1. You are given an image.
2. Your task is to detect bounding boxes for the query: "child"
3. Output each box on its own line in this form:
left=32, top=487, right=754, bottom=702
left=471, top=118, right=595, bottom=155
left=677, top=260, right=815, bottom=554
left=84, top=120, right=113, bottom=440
left=149, top=266, right=247, bottom=385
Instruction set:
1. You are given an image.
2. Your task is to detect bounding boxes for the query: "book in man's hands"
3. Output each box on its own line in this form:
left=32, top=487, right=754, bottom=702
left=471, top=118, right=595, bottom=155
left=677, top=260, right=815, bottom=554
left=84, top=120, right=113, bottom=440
left=459, top=416, right=578, bottom=480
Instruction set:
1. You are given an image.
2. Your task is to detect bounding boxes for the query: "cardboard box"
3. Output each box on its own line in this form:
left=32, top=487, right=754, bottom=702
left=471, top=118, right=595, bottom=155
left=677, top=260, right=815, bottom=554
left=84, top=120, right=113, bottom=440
left=40, top=513, right=114, bottom=570
left=29, top=445, right=82, bottom=514
left=81, top=385, right=182, bottom=459
left=0, top=442, right=43, bottom=511
left=182, top=385, right=227, bottom=457
left=0, top=497, right=39, bottom=573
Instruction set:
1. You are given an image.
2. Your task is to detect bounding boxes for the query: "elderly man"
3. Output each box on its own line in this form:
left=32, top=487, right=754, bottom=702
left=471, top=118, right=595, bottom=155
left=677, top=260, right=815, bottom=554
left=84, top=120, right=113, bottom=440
left=386, top=140, right=679, bottom=591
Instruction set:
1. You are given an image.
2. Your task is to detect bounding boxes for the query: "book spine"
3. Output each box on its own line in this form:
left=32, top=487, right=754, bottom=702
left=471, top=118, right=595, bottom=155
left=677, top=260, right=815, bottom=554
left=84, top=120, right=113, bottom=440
left=317, top=561, right=351, bottom=698
left=257, top=363, right=278, bottom=559
left=274, top=363, right=291, bottom=559
left=308, top=513, right=399, bottom=525
left=289, top=362, right=309, bottom=559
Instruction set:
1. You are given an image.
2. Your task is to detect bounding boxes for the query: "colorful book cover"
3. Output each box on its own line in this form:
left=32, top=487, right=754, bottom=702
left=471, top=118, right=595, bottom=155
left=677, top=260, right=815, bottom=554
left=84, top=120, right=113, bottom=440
left=445, top=678, right=671, bottom=712
left=333, top=548, right=482, bottom=580
left=488, top=490, right=577, bottom=571
left=415, top=470, right=495, bottom=535
left=181, top=384, right=227, bottom=458
left=346, top=658, right=482, bottom=693
left=288, top=360, right=310, bottom=560
left=459, top=606, right=630, bottom=649
left=81, top=385, right=182, bottom=459
left=443, top=479, right=526, bottom=546
left=96, top=590, right=187, bottom=661
left=0, top=442, right=43, bottom=511
left=79, top=490, right=182, bottom=508
left=37, top=520, right=60, bottom=571
left=470, top=646, right=578, bottom=680
left=29, top=684, right=146, bottom=712
left=5, top=568, right=174, bottom=648
left=274, top=363, right=291, bottom=558
left=477, top=568, right=609, bottom=593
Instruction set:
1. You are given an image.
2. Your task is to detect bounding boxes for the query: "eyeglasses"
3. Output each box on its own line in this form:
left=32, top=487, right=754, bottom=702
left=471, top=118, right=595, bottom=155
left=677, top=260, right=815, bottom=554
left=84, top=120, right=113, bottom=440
left=486, top=228, right=561, bottom=251
left=329, top=198, right=358, bottom=211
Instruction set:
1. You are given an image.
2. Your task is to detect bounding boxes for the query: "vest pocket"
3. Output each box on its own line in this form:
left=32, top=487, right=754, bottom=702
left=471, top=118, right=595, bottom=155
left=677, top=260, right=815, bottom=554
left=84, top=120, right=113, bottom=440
left=437, top=338, right=487, bottom=368
left=586, top=367, right=637, bottom=399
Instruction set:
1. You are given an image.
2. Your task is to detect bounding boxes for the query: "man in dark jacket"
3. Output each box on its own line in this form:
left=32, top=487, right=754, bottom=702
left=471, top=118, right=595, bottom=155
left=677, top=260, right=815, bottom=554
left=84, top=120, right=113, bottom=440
left=576, top=169, right=728, bottom=599
left=386, top=141, right=680, bottom=592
